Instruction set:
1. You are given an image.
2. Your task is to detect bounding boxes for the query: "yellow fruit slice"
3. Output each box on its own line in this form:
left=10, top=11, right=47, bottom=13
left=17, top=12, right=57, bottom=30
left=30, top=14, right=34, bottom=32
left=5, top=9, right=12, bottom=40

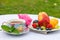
left=55, top=25, right=59, bottom=29
left=17, top=26, right=23, bottom=32
left=50, top=18, right=58, bottom=29
left=38, top=13, right=43, bottom=21
left=38, top=12, right=49, bottom=21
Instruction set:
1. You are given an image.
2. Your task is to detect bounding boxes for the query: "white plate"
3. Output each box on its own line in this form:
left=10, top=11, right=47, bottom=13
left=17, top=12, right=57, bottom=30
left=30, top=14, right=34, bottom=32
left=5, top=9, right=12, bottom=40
left=29, top=17, right=60, bottom=34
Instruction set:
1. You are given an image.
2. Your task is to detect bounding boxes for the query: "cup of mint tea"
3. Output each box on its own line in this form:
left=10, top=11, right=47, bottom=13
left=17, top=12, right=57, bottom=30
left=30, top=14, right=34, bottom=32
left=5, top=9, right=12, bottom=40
left=1, top=19, right=29, bottom=35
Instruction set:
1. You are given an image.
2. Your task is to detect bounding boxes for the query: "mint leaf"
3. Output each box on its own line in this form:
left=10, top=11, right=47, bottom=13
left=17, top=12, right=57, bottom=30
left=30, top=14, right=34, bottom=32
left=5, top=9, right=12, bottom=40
left=1, top=25, right=10, bottom=32
left=1, top=25, right=20, bottom=34
left=12, top=29, right=20, bottom=34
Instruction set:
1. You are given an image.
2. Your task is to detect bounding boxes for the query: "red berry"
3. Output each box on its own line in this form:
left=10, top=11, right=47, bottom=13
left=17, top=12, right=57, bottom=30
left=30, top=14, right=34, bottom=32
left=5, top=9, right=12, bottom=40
left=44, top=18, right=50, bottom=24
left=43, top=18, right=49, bottom=27
left=38, top=18, right=49, bottom=27
left=46, top=24, right=52, bottom=29
left=32, top=23, right=37, bottom=28
left=38, top=20, right=44, bottom=26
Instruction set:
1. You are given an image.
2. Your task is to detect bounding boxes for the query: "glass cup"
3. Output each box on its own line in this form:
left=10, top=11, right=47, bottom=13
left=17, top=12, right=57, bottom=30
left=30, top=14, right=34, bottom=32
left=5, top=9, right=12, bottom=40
left=1, top=19, right=29, bottom=35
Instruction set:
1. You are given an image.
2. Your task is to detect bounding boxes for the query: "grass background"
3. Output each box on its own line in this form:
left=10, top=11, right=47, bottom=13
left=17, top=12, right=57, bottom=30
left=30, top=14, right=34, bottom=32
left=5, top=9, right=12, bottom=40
left=0, top=0, right=60, bottom=18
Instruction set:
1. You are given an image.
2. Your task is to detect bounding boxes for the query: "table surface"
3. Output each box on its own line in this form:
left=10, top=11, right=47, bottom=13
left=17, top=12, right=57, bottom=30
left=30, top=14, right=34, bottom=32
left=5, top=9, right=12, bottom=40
left=0, top=14, right=60, bottom=40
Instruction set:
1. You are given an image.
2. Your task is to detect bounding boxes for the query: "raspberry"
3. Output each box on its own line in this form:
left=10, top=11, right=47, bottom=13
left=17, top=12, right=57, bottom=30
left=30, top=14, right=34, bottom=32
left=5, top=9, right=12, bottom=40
left=46, top=24, right=52, bottom=29
left=32, top=23, right=37, bottom=28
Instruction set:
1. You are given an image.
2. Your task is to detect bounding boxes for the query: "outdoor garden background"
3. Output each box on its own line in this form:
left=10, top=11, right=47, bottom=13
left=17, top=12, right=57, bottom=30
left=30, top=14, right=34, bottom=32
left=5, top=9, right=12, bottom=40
left=0, top=0, right=60, bottom=18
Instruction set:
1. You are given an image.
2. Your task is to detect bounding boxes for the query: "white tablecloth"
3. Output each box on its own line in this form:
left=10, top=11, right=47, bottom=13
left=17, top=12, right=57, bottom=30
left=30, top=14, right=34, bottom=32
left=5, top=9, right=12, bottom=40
left=0, top=14, right=60, bottom=40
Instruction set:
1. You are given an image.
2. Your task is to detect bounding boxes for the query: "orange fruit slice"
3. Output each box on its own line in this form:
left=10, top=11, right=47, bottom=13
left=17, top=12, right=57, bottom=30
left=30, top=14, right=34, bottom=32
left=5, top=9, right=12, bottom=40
left=50, top=18, right=58, bottom=29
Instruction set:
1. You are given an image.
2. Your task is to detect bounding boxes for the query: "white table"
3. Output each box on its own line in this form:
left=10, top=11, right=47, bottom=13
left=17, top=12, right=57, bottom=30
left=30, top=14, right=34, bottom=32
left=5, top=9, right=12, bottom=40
left=0, top=14, right=60, bottom=40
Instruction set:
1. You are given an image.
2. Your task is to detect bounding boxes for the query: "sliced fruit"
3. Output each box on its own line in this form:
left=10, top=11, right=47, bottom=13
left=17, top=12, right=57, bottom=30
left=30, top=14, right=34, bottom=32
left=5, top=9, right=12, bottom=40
left=50, top=18, right=58, bottom=29
left=38, top=12, right=50, bottom=27
left=55, top=25, right=60, bottom=29
left=38, top=12, right=50, bottom=22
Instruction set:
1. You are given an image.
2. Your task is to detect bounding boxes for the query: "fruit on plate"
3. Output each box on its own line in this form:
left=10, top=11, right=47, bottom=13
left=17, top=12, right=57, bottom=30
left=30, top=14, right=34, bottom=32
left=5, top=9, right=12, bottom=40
left=38, top=12, right=50, bottom=27
left=41, top=26, right=46, bottom=30
left=38, top=12, right=50, bottom=22
left=50, top=18, right=58, bottom=29
left=46, top=24, right=52, bottom=30
left=32, top=12, right=59, bottom=30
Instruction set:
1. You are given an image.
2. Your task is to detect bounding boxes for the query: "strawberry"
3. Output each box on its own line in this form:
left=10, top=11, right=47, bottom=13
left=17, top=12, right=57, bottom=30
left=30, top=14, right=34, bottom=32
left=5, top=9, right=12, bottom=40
left=32, top=23, right=37, bottom=28
left=38, top=18, right=50, bottom=27
left=38, top=20, right=44, bottom=27
left=43, top=18, right=50, bottom=27
left=46, top=24, right=52, bottom=29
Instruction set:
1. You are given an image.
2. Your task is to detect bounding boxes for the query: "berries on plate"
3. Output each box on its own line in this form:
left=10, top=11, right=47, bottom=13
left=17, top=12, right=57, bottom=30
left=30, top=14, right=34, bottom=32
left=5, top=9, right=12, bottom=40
left=38, top=20, right=44, bottom=26
left=32, top=12, right=59, bottom=31
left=46, top=24, right=52, bottom=29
